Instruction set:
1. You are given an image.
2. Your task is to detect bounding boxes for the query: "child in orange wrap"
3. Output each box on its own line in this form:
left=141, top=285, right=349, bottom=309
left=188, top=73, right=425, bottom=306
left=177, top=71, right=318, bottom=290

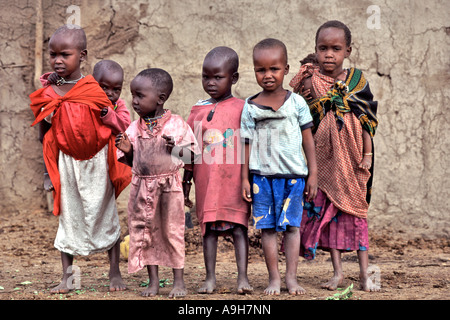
left=29, top=25, right=130, bottom=294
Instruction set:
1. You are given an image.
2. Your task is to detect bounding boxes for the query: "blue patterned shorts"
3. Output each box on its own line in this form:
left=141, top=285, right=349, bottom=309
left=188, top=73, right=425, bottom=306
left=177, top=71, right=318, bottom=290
left=252, top=174, right=305, bottom=231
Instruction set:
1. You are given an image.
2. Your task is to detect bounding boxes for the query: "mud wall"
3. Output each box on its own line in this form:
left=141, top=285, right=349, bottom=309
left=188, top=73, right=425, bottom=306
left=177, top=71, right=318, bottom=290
left=0, top=0, right=449, bottom=238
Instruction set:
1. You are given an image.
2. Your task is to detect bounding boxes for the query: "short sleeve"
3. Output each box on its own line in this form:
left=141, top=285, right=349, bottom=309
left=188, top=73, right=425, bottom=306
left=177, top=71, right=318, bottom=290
left=294, top=93, right=313, bottom=128
left=240, top=99, right=256, bottom=143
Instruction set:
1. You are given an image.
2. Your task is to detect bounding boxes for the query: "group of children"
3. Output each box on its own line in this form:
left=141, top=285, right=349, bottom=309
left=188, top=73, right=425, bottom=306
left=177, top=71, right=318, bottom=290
left=29, top=19, right=379, bottom=298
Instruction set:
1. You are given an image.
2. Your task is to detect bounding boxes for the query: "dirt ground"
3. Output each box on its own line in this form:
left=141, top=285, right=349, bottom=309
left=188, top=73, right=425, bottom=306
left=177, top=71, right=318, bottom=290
left=0, top=206, right=448, bottom=304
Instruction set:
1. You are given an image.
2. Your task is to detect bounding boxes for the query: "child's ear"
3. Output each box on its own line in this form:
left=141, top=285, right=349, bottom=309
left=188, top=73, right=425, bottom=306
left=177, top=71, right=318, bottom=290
left=231, top=72, right=239, bottom=84
left=345, top=46, right=352, bottom=58
left=158, top=92, right=168, bottom=105
left=80, top=49, right=87, bottom=62
left=284, top=64, right=290, bottom=75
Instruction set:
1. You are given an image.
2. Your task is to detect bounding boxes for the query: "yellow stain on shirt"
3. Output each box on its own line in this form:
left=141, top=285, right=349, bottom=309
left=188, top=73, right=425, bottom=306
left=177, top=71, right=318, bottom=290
left=253, top=183, right=259, bottom=194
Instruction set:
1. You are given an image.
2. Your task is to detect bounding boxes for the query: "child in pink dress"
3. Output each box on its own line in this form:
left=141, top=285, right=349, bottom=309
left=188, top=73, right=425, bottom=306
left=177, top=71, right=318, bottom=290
left=116, top=68, right=199, bottom=298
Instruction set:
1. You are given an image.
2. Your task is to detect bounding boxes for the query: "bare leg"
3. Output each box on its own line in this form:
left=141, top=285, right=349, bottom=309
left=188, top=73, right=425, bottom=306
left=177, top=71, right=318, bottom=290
left=321, top=249, right=344, bottom=290
left=232, top=225, right=253, bottom=294
left=261, top=228, right=281, bottom=295
left=169, top=268, right=187, bottom=298
left=50, top=251, right=74, bottom=294
left=358, top=250, right=380, bottom=292
left=142, top=265, right=159, bottom=297
left=284, top=226, right=305, bottom=295
left=108, top=239, right=126, bottom=291
left=198, top=229, right=217, bottom=294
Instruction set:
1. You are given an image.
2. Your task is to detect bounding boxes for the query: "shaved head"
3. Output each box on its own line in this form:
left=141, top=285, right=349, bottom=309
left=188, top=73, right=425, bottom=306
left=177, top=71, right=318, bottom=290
left=253, top=38, right=288, bottom=65
left=204, top=46, right=239, bottom=74
left=50, top=24, right=87, bottom=51
left=136, top=68, right=174, bottom=97
left=93, top=60, right=124, bottom=79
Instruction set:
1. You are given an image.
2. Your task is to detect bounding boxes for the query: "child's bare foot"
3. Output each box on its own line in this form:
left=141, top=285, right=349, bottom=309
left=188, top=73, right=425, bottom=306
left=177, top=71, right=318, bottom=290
left=141, top=281, right=159, bottom=297
left=169, top=283, right=187, bottom=298
left=198, top=277, right=216, bottom=294
left=50, top=279, right=72, bottom=294
left=286, top=276, right=306, bottom=295
left=109, top=274, right=126, bottom=292
left=237, top=276, right=253, bottom=294
left=264, top=277, right=281, bottom=295
left=321, top=273, right=344, bottom=290
left=360, top=274, right=381, bottom=292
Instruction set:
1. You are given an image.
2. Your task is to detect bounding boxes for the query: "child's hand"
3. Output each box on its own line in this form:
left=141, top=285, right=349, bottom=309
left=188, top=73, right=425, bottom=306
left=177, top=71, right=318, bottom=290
left=299, top=84, right=313, bottom=100
left=47, top=72, right=59, bottom=85
left=115, top=132, right=132, bottom=154
left=359, top=155, right=372, bottom=170
left=242, top=179, right=252, bottom=202
left=162, top=134, right=175, bottom=153
left=43, top=173, right=54, bottom=192
left=305, top=174, right=318, bottom=202
left=100, top=107, right=109, bottom=117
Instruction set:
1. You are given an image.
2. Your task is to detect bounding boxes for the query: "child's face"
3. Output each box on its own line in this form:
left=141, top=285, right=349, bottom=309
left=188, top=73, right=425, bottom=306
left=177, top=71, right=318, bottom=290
left=202, top=57, right=237, bottom=101
left=48, top=33, right=86, bottom=80
left=253, top=47, right=289, bottom=92
left=95, top=71, right=123, bottom=105
left=130, top=76, right=164, bottom=118
left=315, top=27, right=351, bottom=78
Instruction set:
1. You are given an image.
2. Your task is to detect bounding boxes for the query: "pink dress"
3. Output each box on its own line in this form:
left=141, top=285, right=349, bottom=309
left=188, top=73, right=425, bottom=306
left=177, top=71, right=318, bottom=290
left=186, top=97, right=250, bottom=236
left=117, top=110, right=199, bottom=272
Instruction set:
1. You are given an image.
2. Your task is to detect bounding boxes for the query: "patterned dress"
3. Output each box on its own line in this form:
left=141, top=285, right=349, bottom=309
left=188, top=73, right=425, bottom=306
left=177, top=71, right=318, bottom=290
left=290, top=68, right=378, bottom=259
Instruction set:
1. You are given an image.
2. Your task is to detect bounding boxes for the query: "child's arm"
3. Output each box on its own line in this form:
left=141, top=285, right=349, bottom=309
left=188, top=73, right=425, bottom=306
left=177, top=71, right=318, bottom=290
left=301, top=127, right=318, bottom=202
left=115, top=132, right=133, bottom=165
left=359, top=130, right=373, bottom=169
left=39, top=122, right=54, bottom=191
left=241, top=143, right=252, bottom=202
left=101, top=99, right=132, bottom=135
left=182, top=169, right=194, bottom=208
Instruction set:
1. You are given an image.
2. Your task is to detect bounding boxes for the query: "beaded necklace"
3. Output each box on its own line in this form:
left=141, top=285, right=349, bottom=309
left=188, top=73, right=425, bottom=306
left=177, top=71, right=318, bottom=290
left=143, top=110, right=167, bottom=131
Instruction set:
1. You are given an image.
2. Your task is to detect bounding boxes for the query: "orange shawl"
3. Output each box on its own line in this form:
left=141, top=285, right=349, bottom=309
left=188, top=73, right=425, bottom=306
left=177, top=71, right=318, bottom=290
left=30, top=75, right=131, bottom=216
